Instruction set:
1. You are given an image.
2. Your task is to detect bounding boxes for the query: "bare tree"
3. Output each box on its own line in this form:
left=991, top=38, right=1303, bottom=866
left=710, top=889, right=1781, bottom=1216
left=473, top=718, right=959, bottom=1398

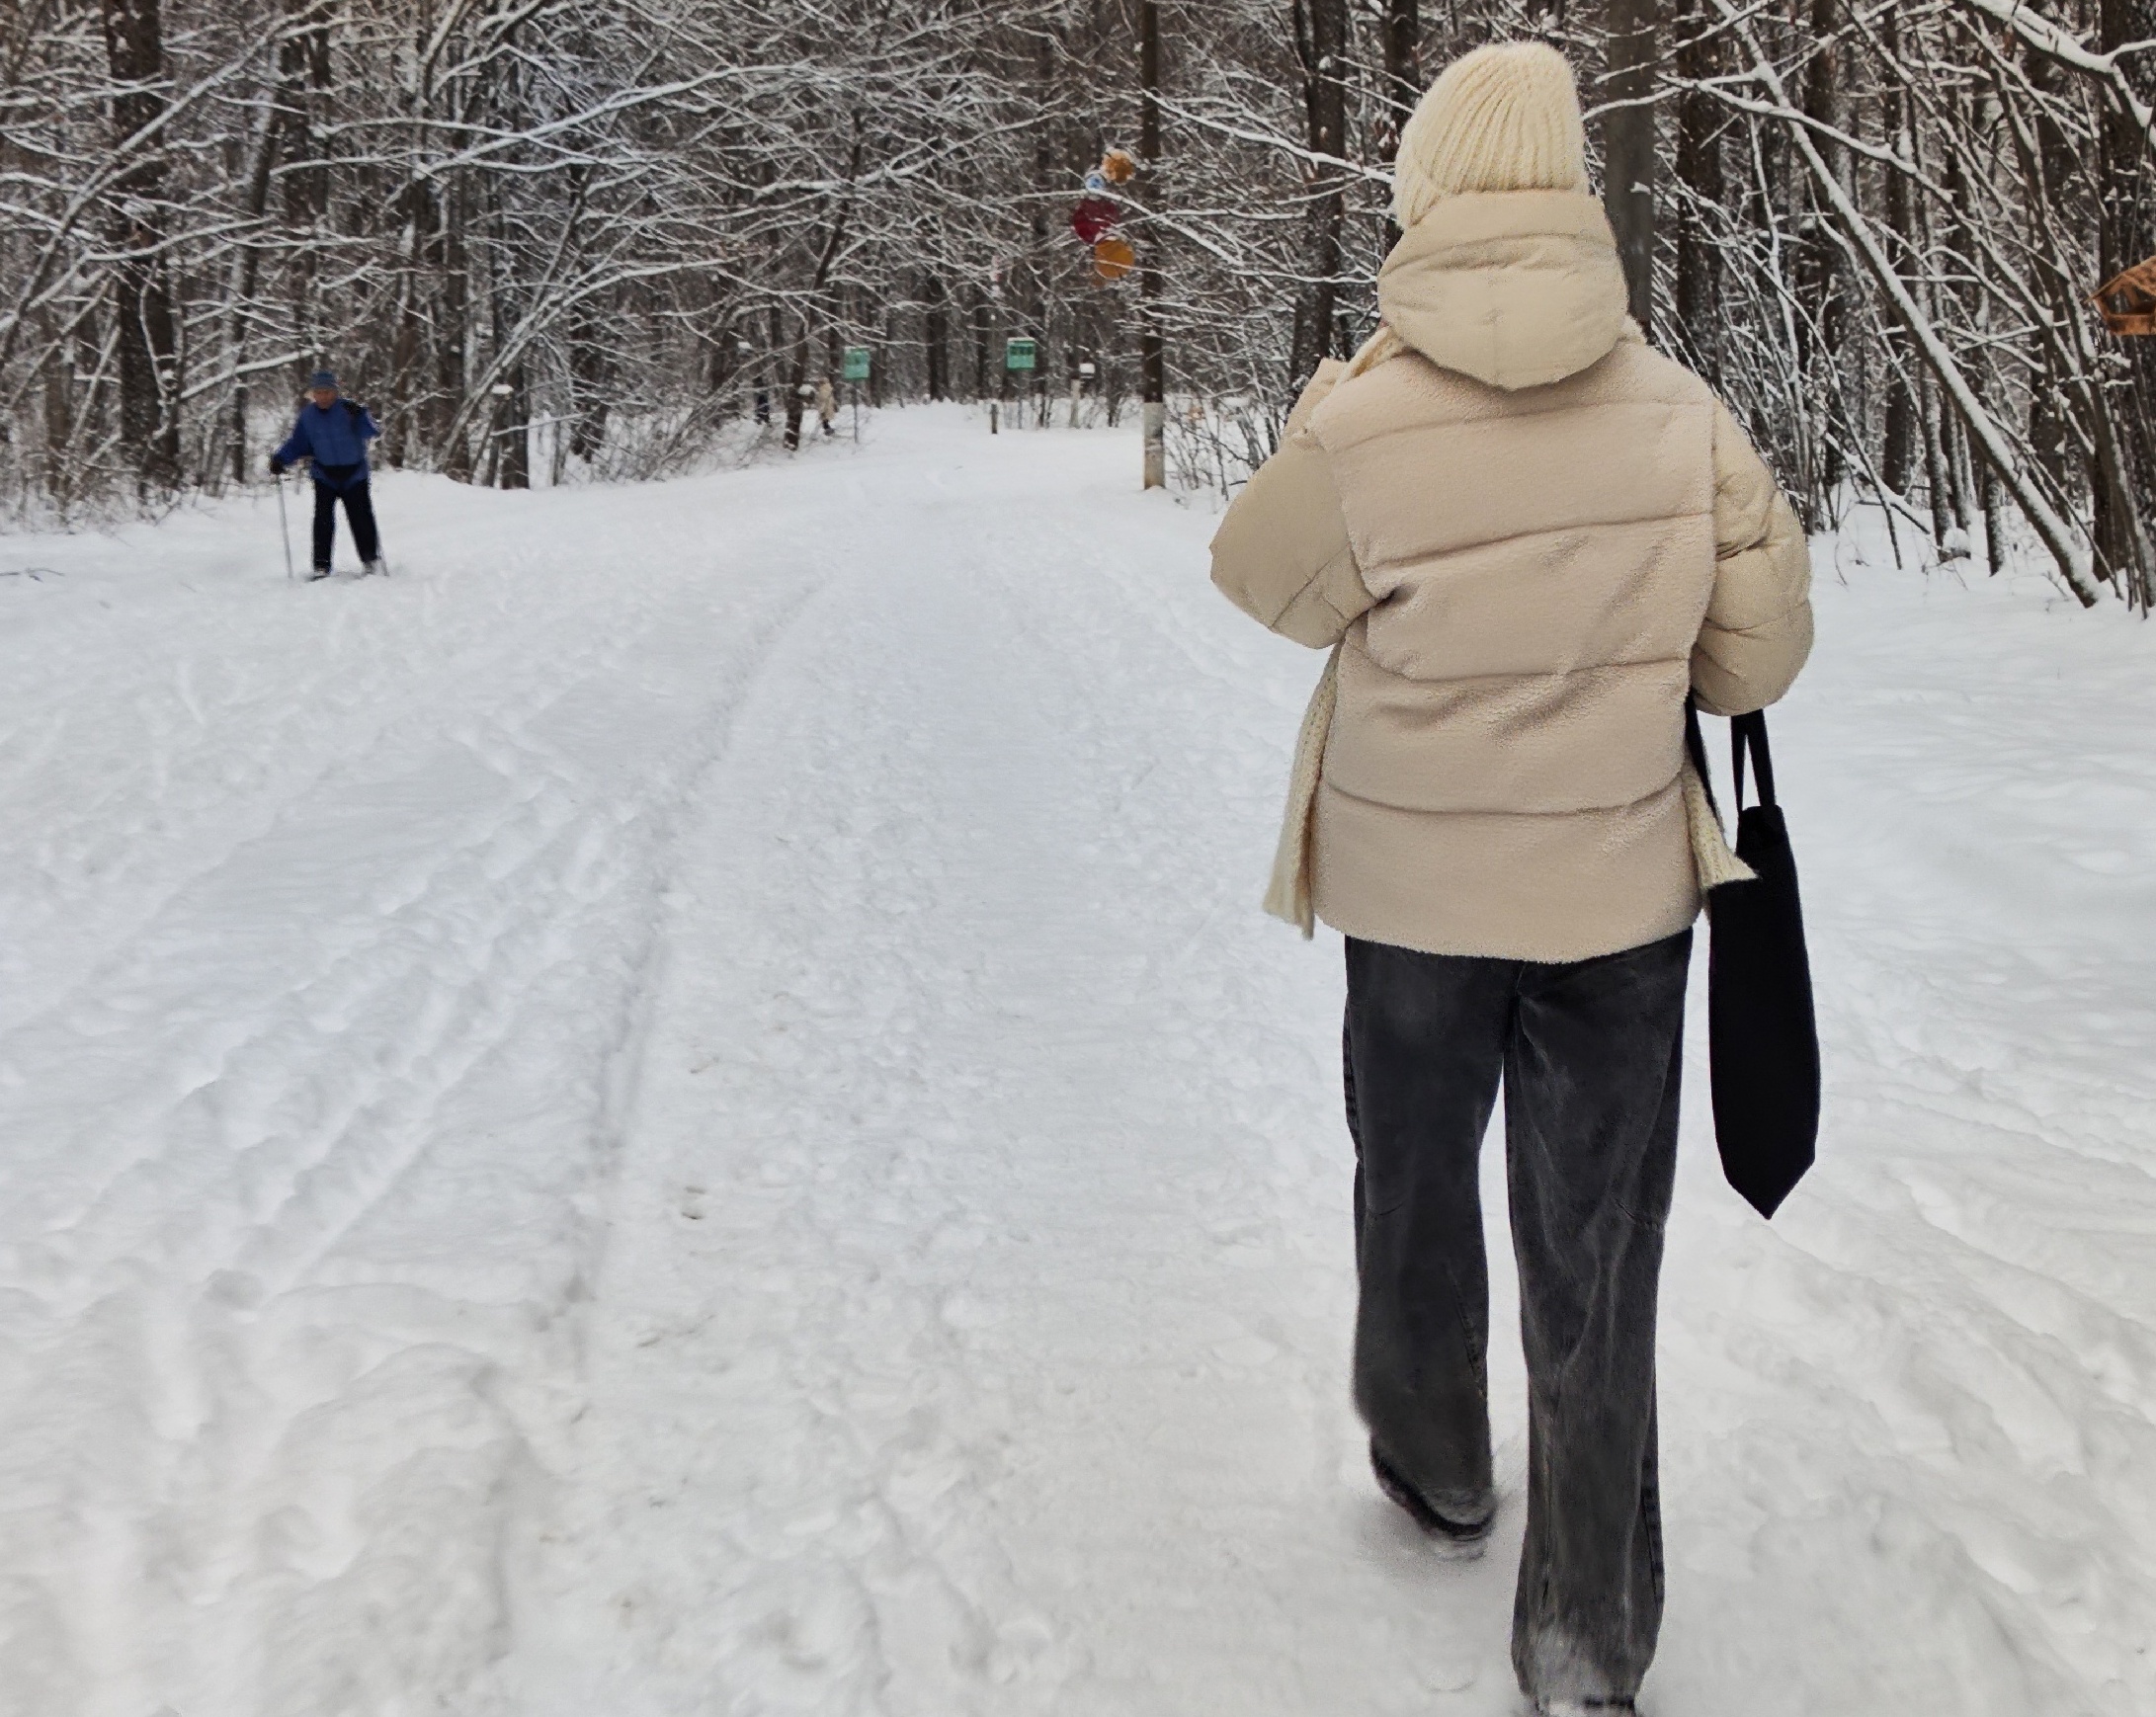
left=3, top=0, right=2152, bottom=613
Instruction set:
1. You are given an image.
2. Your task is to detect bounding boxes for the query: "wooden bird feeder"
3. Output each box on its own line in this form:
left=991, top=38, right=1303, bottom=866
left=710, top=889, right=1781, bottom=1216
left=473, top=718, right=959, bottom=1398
left=2092, top=258, right=2156, bottom=335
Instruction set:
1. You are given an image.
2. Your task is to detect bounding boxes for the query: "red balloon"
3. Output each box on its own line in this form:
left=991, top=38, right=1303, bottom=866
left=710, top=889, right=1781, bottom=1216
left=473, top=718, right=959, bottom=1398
left=1072, top=197, right=1119, bottom=246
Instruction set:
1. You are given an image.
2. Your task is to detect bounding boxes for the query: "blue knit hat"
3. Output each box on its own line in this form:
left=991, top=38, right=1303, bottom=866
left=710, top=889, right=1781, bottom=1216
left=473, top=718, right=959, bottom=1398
left=309, top=368, right=338, bottom=389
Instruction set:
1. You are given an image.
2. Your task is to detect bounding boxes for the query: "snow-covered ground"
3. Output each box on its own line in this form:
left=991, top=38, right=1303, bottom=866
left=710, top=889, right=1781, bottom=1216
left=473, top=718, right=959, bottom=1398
left=1, top=409, right=2151, bottom=1717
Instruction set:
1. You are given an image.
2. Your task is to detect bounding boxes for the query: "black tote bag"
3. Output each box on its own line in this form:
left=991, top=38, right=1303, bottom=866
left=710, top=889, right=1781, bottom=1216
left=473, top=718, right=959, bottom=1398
left=1685, top=702, right=1821, bottom=1218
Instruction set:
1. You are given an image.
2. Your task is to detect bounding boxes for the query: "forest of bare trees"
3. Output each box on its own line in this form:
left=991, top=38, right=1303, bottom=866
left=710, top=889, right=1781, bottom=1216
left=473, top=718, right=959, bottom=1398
left=3, top=1, right=2153, bottom=608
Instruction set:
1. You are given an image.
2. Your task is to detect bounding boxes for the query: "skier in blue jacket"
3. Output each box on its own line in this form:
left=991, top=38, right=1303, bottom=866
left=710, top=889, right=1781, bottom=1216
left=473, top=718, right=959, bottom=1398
left=270, top=369, right=384, bottom=579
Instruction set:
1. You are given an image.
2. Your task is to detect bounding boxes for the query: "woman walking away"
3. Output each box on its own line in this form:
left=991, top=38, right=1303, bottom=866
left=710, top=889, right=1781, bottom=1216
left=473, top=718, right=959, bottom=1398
left=1208, top=41, right=1811, bottom=1717
left=270, top=369, right=384, bottom=580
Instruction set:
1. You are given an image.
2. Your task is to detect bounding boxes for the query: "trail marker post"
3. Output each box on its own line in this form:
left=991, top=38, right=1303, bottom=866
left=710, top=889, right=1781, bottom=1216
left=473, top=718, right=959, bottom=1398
left=843, top=345, right=871, bottom=441
left=1006, top=337, right=1037, bottom=434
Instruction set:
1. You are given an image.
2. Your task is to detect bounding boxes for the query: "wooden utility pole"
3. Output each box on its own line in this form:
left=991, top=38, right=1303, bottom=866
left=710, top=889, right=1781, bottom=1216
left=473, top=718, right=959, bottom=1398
left=1602, top=0, right=1659, bottom=337
left=1138, top=0, right=1165, bottom=489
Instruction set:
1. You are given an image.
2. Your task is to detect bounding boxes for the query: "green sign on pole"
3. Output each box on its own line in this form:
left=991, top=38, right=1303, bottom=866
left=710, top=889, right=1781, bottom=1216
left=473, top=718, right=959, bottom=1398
left=842, top=346, right=871, bottom=382
left=1005, top=337, right=1038, bottom=372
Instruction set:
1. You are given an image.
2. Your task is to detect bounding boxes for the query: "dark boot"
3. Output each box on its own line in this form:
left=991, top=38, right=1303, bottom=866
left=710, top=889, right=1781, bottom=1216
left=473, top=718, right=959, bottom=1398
left=1369, top=1441, right=1494, bottom=1553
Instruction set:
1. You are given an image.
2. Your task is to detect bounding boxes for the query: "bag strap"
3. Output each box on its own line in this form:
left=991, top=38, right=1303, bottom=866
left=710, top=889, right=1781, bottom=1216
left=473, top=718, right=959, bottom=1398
left=1683, top=695, right=1721, bottom=821
left=1730, top=710, right=1778, bottom=811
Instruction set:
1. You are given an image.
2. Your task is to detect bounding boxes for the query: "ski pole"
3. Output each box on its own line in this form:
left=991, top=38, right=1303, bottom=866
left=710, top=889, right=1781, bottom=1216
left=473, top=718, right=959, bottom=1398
left=275, top=473, right=293, bottom=581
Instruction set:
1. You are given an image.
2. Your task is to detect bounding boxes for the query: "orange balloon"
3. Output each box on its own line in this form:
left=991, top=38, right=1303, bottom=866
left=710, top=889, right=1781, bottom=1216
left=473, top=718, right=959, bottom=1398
left=1093, top=237, right=1135, bottom=284
left=1101, top=148, right=1139, bottom=185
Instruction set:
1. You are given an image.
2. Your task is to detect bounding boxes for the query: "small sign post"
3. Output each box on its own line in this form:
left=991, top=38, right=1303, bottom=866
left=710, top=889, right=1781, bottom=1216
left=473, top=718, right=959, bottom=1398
left=1004, top=338, right=1038, bottom=433
left=842, top=347, right=871, bottom=442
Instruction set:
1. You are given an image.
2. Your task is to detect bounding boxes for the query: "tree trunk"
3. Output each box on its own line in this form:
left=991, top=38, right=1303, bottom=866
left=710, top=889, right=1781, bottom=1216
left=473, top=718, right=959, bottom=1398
left=498, top=363, right=531, bottom=488
left=1602, top=0, right=1659, bottom=336
left=228, top=1, right=314, bottom=485
left=1380, top=0, right=1420, bottom=156
left=1920, top=377, right=1951, bottom=549
left=284, top=12, right=333, bottom=366
left=925, top=273, right=950, bottom=401
left=1673, top=0, right=1722, bottom=384
left=1794, top=0, right=1845, bottom=509
left=2096, top=0, right=2156, bottom=607
left=1982, top=457, right=2006, bottom=574
left=968, top=285, right=988, bottom=400
left=2017, top=45, right=2074, bottom=510
left=102, top=0, right=181, bottom=493
left=1138, top=0, right=1165, bottom=488
left=784, top=310, right=810, bottom=450
left=39, top=309, right=73, bottom=505
left=1878, top=11, right=1918, bottom=497
left=1290, top=0, right=1351, bottom=388
left=567, top=296, right=610, bottom=461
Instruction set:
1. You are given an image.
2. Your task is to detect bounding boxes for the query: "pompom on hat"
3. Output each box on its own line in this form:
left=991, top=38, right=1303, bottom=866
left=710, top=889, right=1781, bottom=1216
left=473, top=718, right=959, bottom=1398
left=1391, top=41, right=1590, bottom=231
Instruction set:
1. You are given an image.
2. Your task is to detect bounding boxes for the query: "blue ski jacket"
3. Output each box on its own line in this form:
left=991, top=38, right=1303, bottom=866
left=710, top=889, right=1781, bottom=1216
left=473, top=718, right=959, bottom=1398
left=275, top=400, right=380, bottom=488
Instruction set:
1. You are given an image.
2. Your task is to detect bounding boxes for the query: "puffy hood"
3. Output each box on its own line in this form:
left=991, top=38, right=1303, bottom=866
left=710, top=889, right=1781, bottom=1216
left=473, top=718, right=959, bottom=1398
left=1376, top=190, right=1631, bottom=391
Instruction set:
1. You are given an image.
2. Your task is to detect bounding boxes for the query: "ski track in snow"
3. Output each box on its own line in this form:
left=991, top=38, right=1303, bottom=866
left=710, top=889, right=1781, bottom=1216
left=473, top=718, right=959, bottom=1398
left=1, top=410, right=2151, bottom=1716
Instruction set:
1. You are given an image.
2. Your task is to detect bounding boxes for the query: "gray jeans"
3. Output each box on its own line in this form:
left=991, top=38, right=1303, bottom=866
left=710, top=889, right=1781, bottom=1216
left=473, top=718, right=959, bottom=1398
left=1343, top=930, right=1691, bottom=1707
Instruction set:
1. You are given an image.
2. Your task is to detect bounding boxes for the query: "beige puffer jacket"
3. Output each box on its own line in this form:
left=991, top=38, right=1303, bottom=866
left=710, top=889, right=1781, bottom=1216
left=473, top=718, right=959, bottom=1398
left=1211, top=190, right=1813, bottom=963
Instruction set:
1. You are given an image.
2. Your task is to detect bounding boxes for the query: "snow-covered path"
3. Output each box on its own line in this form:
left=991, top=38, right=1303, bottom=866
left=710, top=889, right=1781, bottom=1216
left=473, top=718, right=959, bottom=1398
left=2, top=412, right=2152, bottom=1717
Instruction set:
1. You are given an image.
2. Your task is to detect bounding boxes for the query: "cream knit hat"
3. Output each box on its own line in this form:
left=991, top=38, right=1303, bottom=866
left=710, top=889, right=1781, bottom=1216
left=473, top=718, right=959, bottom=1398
left=1392, top=41, right=1590, bottom=231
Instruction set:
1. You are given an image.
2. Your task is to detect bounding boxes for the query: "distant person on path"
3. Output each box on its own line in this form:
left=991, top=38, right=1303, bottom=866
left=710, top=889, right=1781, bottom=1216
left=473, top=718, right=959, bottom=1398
left=1209, top=42, right=1812, bottom=1717
left=815, top=375, right=838, bottom=438
left=270, top=369, right=384, bottom=580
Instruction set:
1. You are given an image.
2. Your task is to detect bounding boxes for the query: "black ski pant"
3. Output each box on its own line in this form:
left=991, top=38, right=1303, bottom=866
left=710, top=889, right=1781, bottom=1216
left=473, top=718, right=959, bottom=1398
left=312, top=477, right=379, bottom=569
left=1343, top=929, right=1691, bottom=1709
